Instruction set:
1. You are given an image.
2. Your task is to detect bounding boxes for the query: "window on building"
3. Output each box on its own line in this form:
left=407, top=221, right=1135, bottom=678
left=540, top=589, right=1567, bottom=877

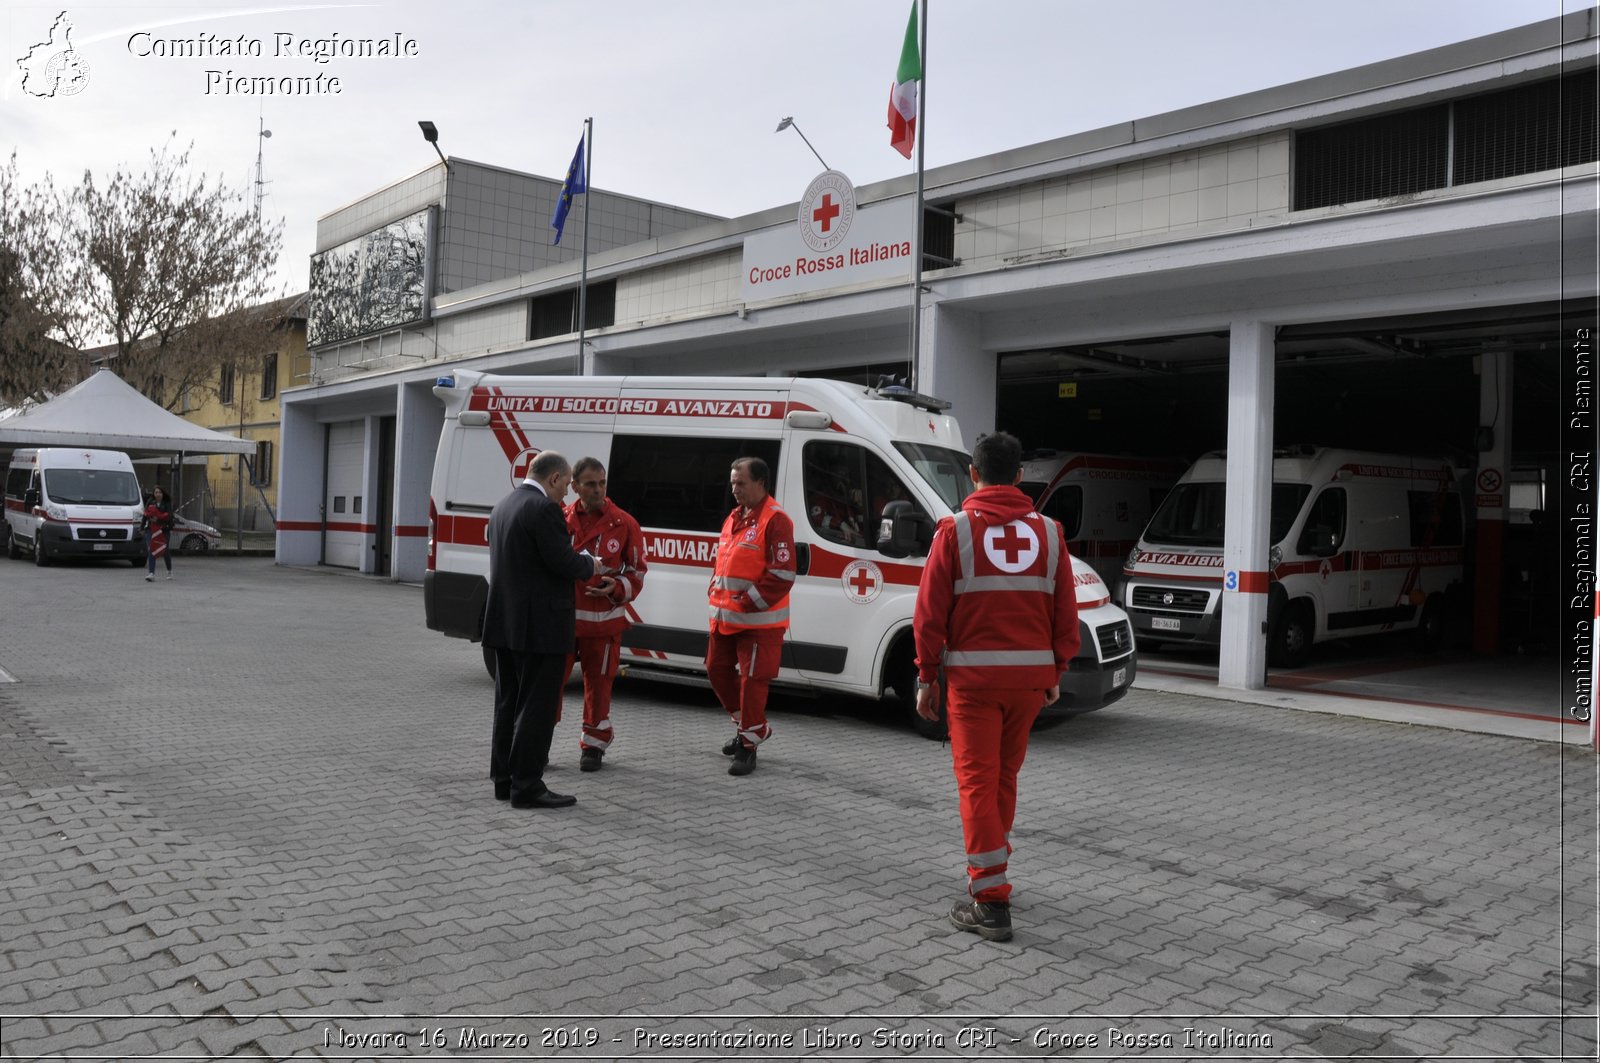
left=219, top=364, right=235, bottom=405
left=1293, top=70, right=1599, bottom=211
left=528, top=280, right=617, bottom=341
left=251, top=440, right=273, bottom=487
left=260, top=353, right=277, bottom=400
left=923, top=204, right=958, bottom=272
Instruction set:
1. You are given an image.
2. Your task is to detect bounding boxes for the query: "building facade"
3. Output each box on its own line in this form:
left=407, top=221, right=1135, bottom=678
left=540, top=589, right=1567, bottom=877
left=279, top=13, right=1598, bottom=694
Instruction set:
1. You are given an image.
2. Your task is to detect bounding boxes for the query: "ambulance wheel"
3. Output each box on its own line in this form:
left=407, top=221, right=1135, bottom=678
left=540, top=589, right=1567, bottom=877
left=129, top=557, right=143, bottom=567
left=32, top=535, right=48, bottom=566
left=5, top=527, right=20, bottom=560
left=1268, top=601, right=1311, bottom=669
left=1414, top=596, right=1443, bottom=654
left=481, top=643, right=497, bottom=681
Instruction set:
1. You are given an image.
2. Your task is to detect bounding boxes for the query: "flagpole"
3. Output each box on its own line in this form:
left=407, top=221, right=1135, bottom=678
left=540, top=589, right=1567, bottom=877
left=575, top=116, right=593, bottom=376
left=908, top=0, right=927, bottom=391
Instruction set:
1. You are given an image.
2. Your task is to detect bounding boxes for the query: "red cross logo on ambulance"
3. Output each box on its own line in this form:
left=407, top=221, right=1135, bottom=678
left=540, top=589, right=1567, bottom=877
left=510, top=447, right=540, bottom=487
left=1319, top=559, right=1332, bottom=581
left=841, top=559, right=883, bottom=603
left=984, top=520, right=1039, bottom=573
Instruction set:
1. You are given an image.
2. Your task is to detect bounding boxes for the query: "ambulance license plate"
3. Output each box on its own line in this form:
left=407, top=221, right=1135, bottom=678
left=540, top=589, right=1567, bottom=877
left=1152, top=617, right=1180, bottom=632
left=1112, top=667, right=1127, bottom=688
left=93, top=543, right=112, bottom=551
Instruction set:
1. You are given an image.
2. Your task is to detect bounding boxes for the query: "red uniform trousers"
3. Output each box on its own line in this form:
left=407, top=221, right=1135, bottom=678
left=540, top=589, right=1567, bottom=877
left=562, top=632, right=623, bottom=753
left=945, top=685, right=1045, bottom=904
left=705, top=627, right=782, bottom=748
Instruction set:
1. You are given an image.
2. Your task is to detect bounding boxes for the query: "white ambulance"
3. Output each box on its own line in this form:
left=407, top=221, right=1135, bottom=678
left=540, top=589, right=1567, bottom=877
left=1119, top=445, right=1466, bottom=667
left=4, top=447, right=147, bottom=566
left=1018, top=451, right=1184, bottom=586
left=424, top=372, right=1138, bottom=731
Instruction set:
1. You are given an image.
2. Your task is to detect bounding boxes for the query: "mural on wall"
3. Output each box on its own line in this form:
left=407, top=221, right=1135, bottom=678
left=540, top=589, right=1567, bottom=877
left=307, top=207, right=433, bottom=348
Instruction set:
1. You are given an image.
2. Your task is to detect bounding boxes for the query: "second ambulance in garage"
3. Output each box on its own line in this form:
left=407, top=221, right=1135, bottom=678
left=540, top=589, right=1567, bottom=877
left=425, top=372, right=1138, bottom=731
left=1120, top=444, right=1466, bottom=667
left=1018, top=451, right=1184, bottom=585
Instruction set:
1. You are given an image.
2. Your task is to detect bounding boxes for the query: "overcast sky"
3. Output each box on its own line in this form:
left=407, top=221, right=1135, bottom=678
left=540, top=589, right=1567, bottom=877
left=1, top=0, right=1581, bottom=297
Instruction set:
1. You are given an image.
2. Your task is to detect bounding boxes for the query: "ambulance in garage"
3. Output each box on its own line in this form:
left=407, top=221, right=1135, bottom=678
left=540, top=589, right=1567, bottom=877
left=1119, top=445, right=1466, bottom=667
left=1019, top=451, right=1184, bottom=585
left=424, top=372, right=1138, bottom=733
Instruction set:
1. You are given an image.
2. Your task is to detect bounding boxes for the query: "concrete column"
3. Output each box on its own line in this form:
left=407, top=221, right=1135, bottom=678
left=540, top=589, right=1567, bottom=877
left=361, top=414, right=384, bottom=574
left=393, top=381, right=444, bottom=583
left=1218, top=319, right=1275, bottom=690
left=275, top=399, right=324, bottom=566
left=1472, top=350, right=1512, bottom=654
left=921, top=301, right=994, bottom=444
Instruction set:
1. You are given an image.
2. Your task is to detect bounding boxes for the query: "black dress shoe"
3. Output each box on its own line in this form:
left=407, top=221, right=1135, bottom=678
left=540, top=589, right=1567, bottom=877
left=494, top=781, right=511, bottom=801
left=512, top=789, right=577, bottom=809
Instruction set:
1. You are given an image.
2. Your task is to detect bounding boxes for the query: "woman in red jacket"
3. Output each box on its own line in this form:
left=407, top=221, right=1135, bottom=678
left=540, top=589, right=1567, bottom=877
left=141, top=486, right=175, bottom=582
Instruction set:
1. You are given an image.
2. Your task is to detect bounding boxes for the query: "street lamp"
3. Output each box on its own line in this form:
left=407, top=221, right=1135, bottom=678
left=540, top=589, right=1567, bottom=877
left=418, top=120, right=446, bottom=167
left=775, top=116, right=829, bottom=171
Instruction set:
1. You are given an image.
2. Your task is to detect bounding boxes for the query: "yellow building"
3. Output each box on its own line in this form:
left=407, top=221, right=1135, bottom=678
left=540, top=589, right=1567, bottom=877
left=177, top=294, right=308, bottom=536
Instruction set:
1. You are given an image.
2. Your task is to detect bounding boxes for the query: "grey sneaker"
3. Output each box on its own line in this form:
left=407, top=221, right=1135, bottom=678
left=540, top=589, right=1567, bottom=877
left=728, top=746, right=757, bottom=776
left=949, top=899, right=1012, bottom=941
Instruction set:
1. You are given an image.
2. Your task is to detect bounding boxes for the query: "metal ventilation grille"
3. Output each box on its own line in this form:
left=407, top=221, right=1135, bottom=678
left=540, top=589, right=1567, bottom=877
left=1454, top=70, right=1599, bottom=184
left=1293, top=104, right=1450, bottom=211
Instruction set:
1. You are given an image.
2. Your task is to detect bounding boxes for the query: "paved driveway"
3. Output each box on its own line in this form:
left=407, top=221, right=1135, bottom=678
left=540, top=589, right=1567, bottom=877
left=0, top=559, right=1594, bottom=1060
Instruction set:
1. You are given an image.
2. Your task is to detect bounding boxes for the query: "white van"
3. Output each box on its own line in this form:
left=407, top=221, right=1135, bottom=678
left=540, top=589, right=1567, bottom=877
left=4, top=448, right=147, bottom=566
left=424, top=372, right=1138, bottom=730
left=1019, top=451, right=1184, bottom=586
left=1120, top=445, right=1465, bottom=667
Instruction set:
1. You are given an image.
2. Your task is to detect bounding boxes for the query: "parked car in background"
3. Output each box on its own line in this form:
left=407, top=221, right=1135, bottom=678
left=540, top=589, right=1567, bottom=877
left=169, top=514, right=222, bottom=553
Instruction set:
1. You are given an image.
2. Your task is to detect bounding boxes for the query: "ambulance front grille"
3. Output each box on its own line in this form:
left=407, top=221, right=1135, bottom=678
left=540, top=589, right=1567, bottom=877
left=1130, top=586, right=1209, bottom=613
left=1095, top=620, right=1134, bottom=660
left=74, top=527, right=131, bottom=541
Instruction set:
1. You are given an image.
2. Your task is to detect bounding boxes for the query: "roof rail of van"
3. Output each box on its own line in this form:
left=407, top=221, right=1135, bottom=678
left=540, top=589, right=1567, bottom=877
left=1272, top=444, right=1321, bottom=457
left=871, top=380, right=952, bottom=412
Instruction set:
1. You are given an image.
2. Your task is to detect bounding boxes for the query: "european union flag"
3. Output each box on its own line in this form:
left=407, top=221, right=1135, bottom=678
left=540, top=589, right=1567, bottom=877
left=550, top=133, right=587, bottom=245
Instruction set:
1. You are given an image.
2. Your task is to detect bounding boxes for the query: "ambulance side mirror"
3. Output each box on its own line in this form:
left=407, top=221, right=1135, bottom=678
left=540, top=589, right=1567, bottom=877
left=877, top=500, right=933, bottom=558
left=23, top=488, right=39, bottom=508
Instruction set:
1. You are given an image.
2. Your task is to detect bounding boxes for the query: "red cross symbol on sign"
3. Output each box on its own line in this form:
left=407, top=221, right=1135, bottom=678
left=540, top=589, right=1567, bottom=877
left=849, top=566, right=878, bottom=596
left=991, top=524, right=1031, bottom=564
left=812, top=193, right=841, bottom=233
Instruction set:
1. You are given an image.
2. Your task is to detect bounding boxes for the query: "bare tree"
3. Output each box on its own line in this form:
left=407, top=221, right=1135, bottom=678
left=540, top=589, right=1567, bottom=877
left=2, top=137, right=284, bottom=408
left=0, top=155, right=81, bottom=406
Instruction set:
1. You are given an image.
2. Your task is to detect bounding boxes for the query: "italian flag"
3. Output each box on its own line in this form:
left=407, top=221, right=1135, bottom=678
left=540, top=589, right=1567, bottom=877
left=887, top=1, right=921, bottom=159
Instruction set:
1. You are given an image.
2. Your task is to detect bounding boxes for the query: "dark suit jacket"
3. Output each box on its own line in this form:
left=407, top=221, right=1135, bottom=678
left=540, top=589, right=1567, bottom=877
left=481, top=483, right=595, bottom=655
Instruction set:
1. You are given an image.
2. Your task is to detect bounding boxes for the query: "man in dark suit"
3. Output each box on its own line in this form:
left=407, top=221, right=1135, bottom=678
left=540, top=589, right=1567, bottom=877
left=484, top=450, right=609, bottom=809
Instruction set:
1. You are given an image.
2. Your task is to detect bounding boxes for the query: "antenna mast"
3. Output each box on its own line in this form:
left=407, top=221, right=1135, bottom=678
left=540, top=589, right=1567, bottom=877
left=254, top=114, right=272, bottom=218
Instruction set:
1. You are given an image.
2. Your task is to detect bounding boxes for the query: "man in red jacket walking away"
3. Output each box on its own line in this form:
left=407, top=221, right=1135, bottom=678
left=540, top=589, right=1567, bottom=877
left=564, top=457, right=648, bottom=773
left=913, top=431, right=1080, bottom=942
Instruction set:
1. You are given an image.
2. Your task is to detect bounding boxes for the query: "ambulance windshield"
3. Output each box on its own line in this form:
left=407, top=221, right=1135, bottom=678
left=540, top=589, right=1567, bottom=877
left=42, top=468, right=142, bottom=506
left=894, top=442, right=972, bottom=513
left=1144, top=481, right=1310, bottom=547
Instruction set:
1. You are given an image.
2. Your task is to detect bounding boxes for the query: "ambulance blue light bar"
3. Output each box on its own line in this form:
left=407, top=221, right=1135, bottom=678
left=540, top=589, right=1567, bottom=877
left=435, top=376, right=456, bottom=388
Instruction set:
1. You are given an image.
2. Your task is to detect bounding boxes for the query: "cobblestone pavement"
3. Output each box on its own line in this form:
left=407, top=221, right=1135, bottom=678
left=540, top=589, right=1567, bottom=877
left=0, top=558, right=1595, bottom=1061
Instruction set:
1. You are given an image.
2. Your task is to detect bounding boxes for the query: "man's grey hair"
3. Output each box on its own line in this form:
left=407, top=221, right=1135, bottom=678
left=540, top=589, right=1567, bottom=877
left=528, top=451, right=571, bottom=482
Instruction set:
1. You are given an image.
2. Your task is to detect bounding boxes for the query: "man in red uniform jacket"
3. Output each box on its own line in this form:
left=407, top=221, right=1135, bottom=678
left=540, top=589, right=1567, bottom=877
left=706, top=456, right=796, bottom=777
left=913, top=431, right=1080, bottom=942
left=564, top=457, right=648, bottom=773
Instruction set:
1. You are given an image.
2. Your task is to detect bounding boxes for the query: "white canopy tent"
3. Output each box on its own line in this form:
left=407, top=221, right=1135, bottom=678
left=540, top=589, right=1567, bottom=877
left=0, top=369, right=255, bottom=458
